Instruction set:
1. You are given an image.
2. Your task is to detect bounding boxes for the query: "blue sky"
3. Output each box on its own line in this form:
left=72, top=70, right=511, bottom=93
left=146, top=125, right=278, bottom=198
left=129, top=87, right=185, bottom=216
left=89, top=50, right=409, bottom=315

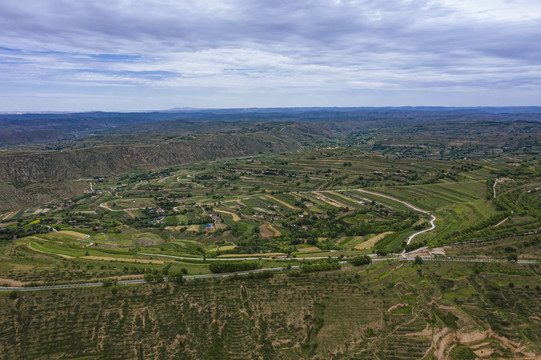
left=1, top=0, right=540, bottom=111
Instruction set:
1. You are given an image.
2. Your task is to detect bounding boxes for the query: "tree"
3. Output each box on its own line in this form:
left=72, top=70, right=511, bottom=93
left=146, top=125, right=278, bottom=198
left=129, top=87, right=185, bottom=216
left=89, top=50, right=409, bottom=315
left=507, top=253, right=518, bottom=262
left=349, top=255, right=372, bottom=266
left=102, top=279, right=117, bottom=287
left=168, top=270, right=184, bottom=284
left=144, top=273, right=153, bottom=283
left=413, top=256, right=423, bottom=265
left=144, top=273, right=164, bottom=284
left=162, top=263, right=172, bottom=275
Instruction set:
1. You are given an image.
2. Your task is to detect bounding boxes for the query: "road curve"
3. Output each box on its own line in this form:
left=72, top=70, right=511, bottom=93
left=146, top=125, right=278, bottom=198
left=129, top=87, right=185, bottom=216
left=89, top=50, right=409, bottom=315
left=355, top=189, right=436, bottom=246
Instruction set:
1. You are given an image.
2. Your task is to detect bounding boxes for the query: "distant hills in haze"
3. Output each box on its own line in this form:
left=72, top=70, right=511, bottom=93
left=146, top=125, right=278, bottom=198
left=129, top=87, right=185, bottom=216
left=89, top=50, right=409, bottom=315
left=1, top=106, right=541, bottom=148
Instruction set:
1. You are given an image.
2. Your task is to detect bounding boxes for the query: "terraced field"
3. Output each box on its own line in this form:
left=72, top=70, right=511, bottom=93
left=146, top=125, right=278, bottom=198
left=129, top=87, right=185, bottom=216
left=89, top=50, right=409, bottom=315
left=1, top=261, right=539, bottom=359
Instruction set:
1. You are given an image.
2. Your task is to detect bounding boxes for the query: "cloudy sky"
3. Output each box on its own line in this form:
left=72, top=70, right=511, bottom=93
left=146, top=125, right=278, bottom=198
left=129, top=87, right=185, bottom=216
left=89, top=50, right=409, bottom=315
left=1, top=0, right=540, bottom=111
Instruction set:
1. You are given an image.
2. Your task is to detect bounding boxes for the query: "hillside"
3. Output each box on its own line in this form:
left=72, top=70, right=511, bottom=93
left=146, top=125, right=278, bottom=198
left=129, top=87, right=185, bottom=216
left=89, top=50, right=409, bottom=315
left=0, top=117, right=539, bottom=212
left=2, top=108, right=540, bottom=148
left=0, top=131, right=306, bottom=183
left=1, top=261, right=539, bottom=359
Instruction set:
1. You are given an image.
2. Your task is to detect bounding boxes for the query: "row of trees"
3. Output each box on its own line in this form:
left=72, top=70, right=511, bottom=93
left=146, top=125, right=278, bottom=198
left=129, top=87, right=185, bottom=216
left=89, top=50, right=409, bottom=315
left=209, top=261, right=260, bottom=274
left=144, top=270, right=185, bottom=284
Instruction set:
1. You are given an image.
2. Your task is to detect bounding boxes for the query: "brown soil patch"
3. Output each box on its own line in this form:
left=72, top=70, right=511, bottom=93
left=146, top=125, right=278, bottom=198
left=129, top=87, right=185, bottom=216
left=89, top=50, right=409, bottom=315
left=433, top=328, right=455, bottom=360
left=407, top=247, right=432, bottom=257
left=3, top=210, right=19, bottom=221
left=83, top=256, right=166, bottom=264
left=259, top=224, right=274, bottom=238
left=267, top=224, right=281, bottom=236
left=474, top=348, right=495, bottom=357
left=386, top=303, right=408, bottom=313
left=335, top=236, right=347, bottom=244
left=458, top=330, right=487, bottom=345
left=0, top=278, right=25, bottom=287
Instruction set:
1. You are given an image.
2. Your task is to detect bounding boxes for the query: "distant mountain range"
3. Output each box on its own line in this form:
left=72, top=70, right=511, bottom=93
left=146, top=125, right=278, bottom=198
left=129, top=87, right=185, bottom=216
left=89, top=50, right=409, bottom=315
left=2, top=105, right=541, bottom=116
left=1, top=107, right=540, bottom=148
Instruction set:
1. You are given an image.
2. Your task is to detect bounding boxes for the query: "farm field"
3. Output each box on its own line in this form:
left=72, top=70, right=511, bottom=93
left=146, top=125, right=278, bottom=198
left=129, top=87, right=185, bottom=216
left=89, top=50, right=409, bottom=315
left=1, top=146, right=540, bottom=286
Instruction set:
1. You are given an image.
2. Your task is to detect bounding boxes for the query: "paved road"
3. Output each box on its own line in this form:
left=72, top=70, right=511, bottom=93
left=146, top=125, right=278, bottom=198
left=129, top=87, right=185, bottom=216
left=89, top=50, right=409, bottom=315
left=0, top=265, right=302, bottom=292
left=2, top=257, right=538, bottom=293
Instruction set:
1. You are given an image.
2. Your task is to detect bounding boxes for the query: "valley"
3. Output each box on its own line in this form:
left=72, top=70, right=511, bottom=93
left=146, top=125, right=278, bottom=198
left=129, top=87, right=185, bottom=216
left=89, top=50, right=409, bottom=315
left=0, top=108, right=540, bottom=359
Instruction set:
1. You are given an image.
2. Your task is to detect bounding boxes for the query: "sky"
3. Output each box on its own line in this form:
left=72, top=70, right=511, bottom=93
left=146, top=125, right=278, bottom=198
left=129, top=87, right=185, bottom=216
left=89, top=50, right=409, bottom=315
left=1, top=0, right=541, bottom=111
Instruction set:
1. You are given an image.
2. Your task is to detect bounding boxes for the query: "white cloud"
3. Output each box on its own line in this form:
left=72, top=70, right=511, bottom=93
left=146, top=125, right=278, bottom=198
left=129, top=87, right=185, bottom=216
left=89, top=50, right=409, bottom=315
left=0, top=0, right=540, bottom=110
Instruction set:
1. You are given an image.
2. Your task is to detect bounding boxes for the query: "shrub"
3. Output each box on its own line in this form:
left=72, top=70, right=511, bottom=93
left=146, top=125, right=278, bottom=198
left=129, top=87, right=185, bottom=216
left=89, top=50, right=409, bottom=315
left=349, top=255, right=372, bottom=266
left=301, top=259, right=341, bottom=273
left=144, top=272, right=164, bottom=284
left=208, top=261, right=260, bottom=274
left=102, top=279, right=117, bottom=287
left=450, top=345, right=476, bottom=360
left=168, top=270, right=184, bottom=284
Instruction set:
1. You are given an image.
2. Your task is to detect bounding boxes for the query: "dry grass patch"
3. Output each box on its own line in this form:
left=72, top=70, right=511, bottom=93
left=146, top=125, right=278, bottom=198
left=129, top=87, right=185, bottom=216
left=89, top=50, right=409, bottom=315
left=57, top=230, right=89, bottom=239
left=215, top=209, right=241, bottom=221
left=83, top=256, right=166, bottom=264
left=297, top=246, right=321, bottom=252
left=355, top=232, right=394, bottom=250
left=265, top=195, right=301, bottom=211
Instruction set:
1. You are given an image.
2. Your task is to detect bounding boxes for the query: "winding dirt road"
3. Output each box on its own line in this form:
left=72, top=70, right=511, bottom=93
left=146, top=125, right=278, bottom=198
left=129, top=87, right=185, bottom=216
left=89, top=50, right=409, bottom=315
left=354, top=189, right=437, bottom=246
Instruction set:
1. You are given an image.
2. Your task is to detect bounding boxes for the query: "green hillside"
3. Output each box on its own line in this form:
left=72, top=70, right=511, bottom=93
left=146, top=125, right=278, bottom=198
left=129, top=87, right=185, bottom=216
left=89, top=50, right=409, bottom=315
left=1, top=261, right=539, bottom=359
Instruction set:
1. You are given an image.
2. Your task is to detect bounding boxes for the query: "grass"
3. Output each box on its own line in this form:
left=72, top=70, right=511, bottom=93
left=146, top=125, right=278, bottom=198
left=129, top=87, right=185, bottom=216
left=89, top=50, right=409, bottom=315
left=29, top=240, right=77, bottom=258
